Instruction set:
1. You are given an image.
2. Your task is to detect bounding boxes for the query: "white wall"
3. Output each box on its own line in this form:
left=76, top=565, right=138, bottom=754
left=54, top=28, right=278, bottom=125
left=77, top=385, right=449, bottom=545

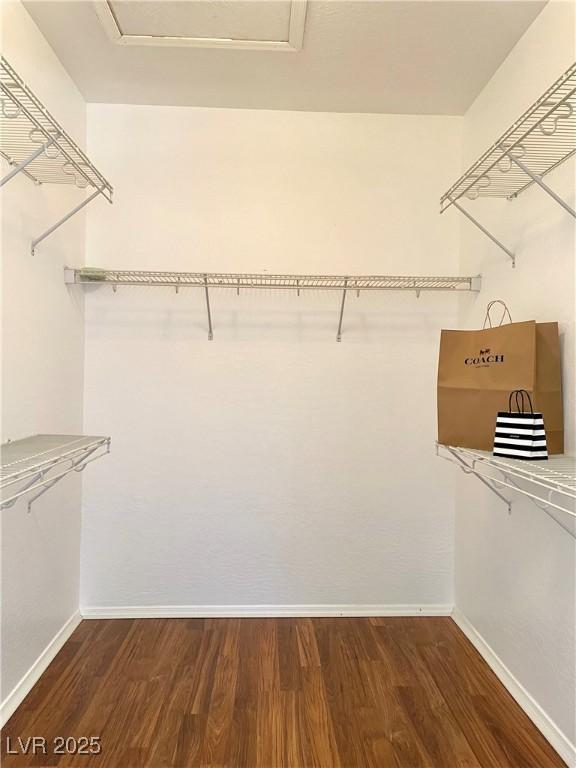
left=454, top=1, right=576, bottom=761
left=81, top=105, right=466, bottom=612
left=0, top=0, right=87, bottom=717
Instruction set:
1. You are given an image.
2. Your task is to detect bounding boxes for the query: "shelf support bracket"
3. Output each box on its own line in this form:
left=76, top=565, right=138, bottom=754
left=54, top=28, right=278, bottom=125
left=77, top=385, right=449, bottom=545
left=447, top=196, right=516, bottom=267
left=437, top=444, right=576, bottom=536
left=503, top=150, right=576, bottom=218
left=0, top=136, right=58, bottom=187
left=336, top=279, right=348, bottom=342
left=442, top=446, right=513, bottom=513
left=31, top=186, right=105, bottom=254
left=25, top=444, right=105, bottom=512
left=1, top=470, right=46, bottom=509
left=204, top=275, right=213, bottom=341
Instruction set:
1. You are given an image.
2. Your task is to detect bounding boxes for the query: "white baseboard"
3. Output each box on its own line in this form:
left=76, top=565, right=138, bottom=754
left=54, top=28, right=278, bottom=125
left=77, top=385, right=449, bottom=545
left=1, top=611, right=82, bottom=728
left=452, top=608, right=575, bottom=768
left=81, top=603, right=453, bottom=619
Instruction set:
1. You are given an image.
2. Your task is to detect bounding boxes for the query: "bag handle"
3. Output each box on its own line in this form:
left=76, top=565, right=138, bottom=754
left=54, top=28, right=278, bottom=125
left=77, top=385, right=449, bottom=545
left=483, top=300, right=513, bottom=329
left=508, top=389, right=534, bottom=414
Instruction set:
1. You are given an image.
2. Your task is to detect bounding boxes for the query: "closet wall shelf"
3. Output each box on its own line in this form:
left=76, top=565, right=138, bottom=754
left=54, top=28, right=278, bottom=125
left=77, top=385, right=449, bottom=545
left=441, top=62, right=576, bottom=266
left=64, top=268, right=481, bottom=292
left=0, top=56, right=113, bottom=253
left=436, top=443, right=576, bottom=537
left=65, top=268, right=481, bottom=342
left=1, top=434, right=111, bottom=512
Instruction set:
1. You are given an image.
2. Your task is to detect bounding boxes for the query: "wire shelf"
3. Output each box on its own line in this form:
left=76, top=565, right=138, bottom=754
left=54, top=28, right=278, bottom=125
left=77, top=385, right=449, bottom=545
left=0, top=57, right=112, bottom=196
left=1, top=434, right=110, bottom=511
left=66, top=268, right=480, bottom=341
left=437, top=443, right=576, bottom=536
left=65, top=268, right=480, bottom=293
left=441, top=62, right=576, bottom=211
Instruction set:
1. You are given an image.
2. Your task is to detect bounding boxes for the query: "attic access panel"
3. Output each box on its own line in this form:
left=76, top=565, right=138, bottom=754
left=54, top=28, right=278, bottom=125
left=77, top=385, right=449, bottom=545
left=94, top=0, right=308, bottom=51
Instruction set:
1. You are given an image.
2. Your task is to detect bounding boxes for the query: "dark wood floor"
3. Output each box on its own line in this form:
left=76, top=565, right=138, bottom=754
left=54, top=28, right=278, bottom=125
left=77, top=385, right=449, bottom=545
left=1, top=617, right=565, bottom=767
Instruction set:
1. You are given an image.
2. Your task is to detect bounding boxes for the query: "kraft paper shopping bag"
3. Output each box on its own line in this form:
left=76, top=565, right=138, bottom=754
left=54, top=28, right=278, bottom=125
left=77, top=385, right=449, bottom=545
left=437, top=301, right=563, bottom=453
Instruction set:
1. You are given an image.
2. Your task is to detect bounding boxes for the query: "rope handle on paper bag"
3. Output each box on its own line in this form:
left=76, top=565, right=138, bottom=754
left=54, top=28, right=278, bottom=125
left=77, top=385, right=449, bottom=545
left=508, top=389, right=534, bottom=414
left=484, top=300, right=513, bottom=328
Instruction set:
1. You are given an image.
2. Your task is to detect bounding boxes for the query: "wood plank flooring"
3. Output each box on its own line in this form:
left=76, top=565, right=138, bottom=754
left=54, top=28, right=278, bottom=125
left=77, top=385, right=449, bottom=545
left=0, top=617, right=566, bottom=767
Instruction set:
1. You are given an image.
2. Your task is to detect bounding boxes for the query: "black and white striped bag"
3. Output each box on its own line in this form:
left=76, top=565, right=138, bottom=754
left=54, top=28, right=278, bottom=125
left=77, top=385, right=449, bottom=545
left=493, top=390, right=548, bottom=460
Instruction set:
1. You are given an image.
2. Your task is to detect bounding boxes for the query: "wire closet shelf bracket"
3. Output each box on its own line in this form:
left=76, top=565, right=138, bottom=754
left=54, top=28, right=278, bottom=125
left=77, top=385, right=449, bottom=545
left=65, top=268, right=481, bottom=342
left=436, top=443, right=576, bottom=537
left=1, top=435, right=111, bottom=512
left=441, top=62, right=576, bottom=267
left=0, top=56, right=113, bottom=254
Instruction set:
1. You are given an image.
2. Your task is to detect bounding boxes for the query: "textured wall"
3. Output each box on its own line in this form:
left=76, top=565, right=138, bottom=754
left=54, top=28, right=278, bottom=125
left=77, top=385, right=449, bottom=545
left=81, top=106, right=465, bottom=611
left=454, top=0, right=576, bottom=755
left=1, top=0, right=87, bottom=705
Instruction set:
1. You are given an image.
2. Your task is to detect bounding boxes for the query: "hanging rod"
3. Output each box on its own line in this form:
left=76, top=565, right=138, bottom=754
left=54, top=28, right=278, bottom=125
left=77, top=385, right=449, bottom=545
left=65, top=268, right=480, bottom=342
left=1, top=434, right=111, bottom=512
left=441, top=61, right=576, bottom=265
left=0, top=56, right=113, bottom=253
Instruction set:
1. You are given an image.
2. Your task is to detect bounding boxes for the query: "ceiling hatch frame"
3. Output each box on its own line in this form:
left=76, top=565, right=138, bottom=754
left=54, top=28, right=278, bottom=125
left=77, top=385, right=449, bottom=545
left=93, top=0, right=308, bottom=51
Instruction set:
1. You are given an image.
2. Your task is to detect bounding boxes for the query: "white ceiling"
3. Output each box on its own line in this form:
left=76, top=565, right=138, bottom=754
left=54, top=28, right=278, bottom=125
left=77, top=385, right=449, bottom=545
left=22, top=0, right=547, bottom=115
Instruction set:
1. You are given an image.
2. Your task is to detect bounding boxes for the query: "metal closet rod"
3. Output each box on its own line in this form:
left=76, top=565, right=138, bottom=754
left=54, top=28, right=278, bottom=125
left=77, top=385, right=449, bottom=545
left=65, top=268, right=481, bottom=342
